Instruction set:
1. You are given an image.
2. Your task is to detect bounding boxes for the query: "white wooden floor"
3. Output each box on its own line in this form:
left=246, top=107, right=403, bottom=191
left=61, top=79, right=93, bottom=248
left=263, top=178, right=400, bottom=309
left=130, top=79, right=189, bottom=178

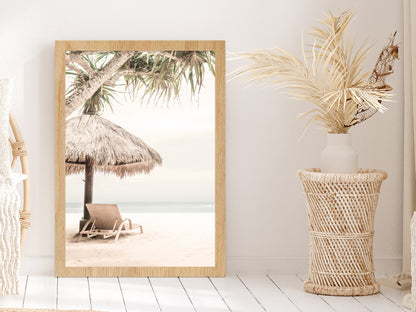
left=0, top=274, right=408, bottom=312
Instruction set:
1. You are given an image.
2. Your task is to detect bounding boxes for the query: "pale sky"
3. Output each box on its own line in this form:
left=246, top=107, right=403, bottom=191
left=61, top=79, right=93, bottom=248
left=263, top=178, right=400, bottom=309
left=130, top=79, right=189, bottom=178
left=66, top=69, right=215, bottom=203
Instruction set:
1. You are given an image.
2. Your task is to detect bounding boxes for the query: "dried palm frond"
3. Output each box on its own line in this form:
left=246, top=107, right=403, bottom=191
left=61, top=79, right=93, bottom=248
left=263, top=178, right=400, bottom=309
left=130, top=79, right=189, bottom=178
left=349, top=32, right=399, bottom=126
left=230, top=9, right=398, bottom=134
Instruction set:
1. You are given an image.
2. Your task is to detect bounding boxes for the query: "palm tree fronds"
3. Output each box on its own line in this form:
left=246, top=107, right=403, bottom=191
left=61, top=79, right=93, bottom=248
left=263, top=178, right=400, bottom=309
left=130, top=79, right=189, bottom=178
left=121, top=51, right=215, bottom=104
left=66, top=50, right=216, bottom=113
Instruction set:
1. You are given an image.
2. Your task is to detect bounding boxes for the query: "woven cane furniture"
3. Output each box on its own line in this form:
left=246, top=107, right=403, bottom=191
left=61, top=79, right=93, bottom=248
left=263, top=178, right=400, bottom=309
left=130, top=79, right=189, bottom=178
left=297, top=168, right=387, bottom=296
left=9, top=111, right=31, bottom=255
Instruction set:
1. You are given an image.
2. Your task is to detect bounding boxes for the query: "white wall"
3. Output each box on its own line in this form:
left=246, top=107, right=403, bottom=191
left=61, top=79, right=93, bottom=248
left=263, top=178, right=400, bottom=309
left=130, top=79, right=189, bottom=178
left=0, top=0, right=403, bottom=274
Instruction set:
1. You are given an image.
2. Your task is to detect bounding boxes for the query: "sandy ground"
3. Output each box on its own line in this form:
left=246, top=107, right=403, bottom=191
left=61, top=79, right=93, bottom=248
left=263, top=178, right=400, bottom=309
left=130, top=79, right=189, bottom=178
left=65, top=212, right=215, bottom=267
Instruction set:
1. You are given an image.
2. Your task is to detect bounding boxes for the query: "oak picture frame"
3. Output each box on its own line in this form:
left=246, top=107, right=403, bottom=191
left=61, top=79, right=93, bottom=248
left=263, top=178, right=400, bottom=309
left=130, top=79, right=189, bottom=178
left=55, top=40, right=225, bottom=277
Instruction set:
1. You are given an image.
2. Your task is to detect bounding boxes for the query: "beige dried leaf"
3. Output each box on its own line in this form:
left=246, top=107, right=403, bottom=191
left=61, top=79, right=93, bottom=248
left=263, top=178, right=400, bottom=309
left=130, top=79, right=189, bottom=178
left=229, top=9, right=398, bottom=134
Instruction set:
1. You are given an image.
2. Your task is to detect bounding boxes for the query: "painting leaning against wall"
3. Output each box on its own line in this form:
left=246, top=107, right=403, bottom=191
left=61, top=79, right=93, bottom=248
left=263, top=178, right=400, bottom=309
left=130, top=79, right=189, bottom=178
left=55, top=41, right=225, bottom=277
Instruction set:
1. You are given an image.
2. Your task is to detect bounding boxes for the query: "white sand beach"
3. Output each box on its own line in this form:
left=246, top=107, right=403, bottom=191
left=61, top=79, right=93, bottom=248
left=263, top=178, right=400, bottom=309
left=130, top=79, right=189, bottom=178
left=65, top=212, right=215, bottom=267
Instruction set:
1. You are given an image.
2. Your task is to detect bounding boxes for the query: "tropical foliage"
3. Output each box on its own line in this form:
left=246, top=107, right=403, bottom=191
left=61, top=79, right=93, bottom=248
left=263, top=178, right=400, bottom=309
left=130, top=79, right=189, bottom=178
left=65, top=50, right=215, bottom=117
left=231, top=10, right=398, bottom=134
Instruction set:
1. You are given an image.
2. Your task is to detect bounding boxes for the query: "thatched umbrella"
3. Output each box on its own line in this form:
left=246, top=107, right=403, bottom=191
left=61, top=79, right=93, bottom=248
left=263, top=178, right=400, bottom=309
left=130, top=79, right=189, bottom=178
left=65, top=114, right=162, bottom=231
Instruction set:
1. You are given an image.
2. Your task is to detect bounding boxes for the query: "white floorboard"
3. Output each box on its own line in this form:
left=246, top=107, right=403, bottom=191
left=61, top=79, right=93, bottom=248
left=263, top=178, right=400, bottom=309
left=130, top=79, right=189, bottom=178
left=57, top=277, right=91, bottom=310
left=210, top=275, right=263, bottom=312
left=0, top=275, right=26, bottom=308
left=23, top=275, right=57, bottom=309
left=297, top=274, right=368, bottom=312
left=238, top=274, right=300, bottom=312
left=150, top=277, right=194, bottom=312
left=355, top=293, right=406, bottom=312
left=318, top=294, right=369, bottom=312
left=180, top=277, right=230, bottom=312
left=89, top=277, right=126, bottom=312
left=379, top=285, right=408, bottom=311
left=267, top=274, right=334, bottom=312
left=119, top=277, right=160, bottom=312
left=0, top=274, right=409, bottom=312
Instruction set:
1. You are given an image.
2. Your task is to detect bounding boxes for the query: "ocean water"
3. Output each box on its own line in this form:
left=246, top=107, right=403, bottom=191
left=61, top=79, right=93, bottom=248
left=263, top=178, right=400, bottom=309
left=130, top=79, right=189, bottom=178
left=65, top=202, right=215, bottom=214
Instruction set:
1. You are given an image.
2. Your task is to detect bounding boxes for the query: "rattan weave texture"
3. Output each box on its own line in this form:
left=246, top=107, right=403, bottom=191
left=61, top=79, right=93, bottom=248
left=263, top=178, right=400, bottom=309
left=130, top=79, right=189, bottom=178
left=297, top=168, right=387, bottom=296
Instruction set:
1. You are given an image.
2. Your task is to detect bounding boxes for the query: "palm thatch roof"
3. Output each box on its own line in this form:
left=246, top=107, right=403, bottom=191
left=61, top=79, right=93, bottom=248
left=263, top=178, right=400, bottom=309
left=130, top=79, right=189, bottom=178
left=65, top=114, right=162, bottom=178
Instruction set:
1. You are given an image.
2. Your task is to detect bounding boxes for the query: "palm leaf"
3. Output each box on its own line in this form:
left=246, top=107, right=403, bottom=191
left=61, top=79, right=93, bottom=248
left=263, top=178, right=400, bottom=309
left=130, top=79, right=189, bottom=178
left=229, top=9, right=397, bottom=134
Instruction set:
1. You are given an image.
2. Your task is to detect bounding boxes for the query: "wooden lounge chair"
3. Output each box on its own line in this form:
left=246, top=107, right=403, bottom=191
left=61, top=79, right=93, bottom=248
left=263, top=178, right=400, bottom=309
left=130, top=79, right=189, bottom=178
left=79, top=204, right=143, bottom=242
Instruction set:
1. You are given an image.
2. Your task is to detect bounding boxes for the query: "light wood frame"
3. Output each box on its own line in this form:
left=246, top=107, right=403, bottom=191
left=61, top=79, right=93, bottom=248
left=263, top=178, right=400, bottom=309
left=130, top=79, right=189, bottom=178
left=55, top=41, right=225, bottom=277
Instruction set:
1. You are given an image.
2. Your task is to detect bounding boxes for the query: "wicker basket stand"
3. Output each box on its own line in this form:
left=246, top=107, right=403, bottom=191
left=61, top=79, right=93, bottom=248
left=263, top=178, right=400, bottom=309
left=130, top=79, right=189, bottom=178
left=297, top=168, right=387, bottom=296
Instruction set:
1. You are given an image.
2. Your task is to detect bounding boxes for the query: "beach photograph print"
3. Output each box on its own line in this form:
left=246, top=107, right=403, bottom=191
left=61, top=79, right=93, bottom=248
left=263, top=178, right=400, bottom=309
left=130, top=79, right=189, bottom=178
left=64, top=48, right=217, bottom=268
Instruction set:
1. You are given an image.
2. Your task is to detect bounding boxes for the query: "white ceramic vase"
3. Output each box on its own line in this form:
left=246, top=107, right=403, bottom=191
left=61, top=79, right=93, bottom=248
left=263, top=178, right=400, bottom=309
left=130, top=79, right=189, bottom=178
left=320, top=133, right=358, bottom=173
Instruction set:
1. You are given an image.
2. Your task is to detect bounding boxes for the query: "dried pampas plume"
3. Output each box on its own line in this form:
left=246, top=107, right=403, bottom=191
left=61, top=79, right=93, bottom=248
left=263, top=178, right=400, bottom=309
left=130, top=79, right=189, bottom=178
left=230, top=10, right=399, bottom=134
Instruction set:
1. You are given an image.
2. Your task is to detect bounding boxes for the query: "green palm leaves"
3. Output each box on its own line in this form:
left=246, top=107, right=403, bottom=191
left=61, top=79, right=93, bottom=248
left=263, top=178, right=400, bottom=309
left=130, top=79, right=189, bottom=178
left=122, top=51, right=215, bottom=103
left=66, top=54, right=118, bottom=115
left=66, top=50, right=215, bottom=115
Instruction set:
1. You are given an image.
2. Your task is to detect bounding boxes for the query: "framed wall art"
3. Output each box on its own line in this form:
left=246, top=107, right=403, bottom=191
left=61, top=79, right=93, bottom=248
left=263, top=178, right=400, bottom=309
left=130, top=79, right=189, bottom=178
left=55, top=41, right=225, bottom=277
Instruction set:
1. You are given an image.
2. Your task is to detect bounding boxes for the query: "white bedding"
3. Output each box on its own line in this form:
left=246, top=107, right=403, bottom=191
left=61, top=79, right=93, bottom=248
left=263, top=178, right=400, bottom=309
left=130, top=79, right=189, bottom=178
left=0, top=79, right=24, bottom=295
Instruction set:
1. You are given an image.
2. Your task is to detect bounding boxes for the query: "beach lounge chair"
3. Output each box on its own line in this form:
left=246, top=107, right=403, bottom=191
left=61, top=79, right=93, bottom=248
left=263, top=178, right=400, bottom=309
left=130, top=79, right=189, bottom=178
left=79, top=204, right=143, bottom=242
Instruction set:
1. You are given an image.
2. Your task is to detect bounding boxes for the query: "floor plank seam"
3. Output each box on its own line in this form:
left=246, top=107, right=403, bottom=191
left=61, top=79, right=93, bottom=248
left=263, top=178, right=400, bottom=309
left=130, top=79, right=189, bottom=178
left=294, top=274, right=305, bottom=284
left=353, top=297, right=372, bottom=312
left=379, top=291, right=407, bottom=311
left=148, top=277, right=162, bottom=312
left=266, top=275, right=302, bottom=312
left=21, top=275, right=28, bottom=309
left=87, top=277, right=93, bottom=311
left=22, top=276, right=30, bottom=309
left=208, top=277, right=232, bottom=312
left=117, top=277, right=128, bottom=312
left=236, top=274, right=267, bottom=311
left=319, top=296, right=336, bottom=312
left=55, top=277, right=59, bottom=309
left=17, top=274, right=408, bottom=312
left=295, top=274, right=336, bottom=312
left=178, top=277, right=197, bottom=312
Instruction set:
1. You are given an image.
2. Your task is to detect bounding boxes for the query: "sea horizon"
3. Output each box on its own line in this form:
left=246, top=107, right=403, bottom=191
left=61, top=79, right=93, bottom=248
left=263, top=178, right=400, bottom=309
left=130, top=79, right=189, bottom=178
left=65, top=201, right=215, bottom=214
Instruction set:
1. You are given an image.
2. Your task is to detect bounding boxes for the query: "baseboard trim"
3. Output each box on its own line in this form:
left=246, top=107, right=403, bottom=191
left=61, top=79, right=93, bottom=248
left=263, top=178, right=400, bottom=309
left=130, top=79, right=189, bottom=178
left=20, top=256, right=402, bottom=276
left=226, top=256, right=402, bottom=275
left=21, top=255, right=55, bottom=275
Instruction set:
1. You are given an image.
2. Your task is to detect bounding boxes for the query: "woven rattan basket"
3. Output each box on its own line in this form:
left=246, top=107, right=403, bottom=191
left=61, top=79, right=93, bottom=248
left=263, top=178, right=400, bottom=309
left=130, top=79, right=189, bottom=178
left=297, top=168, right=387, bottom=296
left=9, top=111, right=31, bottom=255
